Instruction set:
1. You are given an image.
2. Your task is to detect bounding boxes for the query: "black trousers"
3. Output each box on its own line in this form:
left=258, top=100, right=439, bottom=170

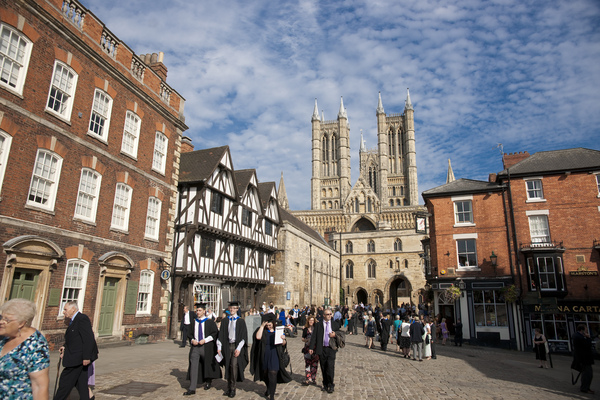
left=54, top=364, right=89, bottom=400
left=581, top=364, right=593, bottom=392
left=181, top=324, right=190, bottom=346
left=227, top=346, right=239, bottom=391
left=381, top=334, right=389, bottom=350
left=319, top=347, right=337, bottom=388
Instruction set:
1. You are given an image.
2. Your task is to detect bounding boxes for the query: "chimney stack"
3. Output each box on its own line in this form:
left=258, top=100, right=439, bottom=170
left=180, top=136, right=194, bottom=153
left=503, top=151, right=530, bottom=169
left=148, top=51, right=168, bottom=81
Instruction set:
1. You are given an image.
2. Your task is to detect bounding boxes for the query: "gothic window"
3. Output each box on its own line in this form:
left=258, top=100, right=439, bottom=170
left=354, top=198, right=359, bottom=213
left=345, top=261, right=354, bottom=279
left=322, top=201, right=326, bottom=209
left=367, top=260, right=376, bottom=278
left=405, top=260, right=409, bottom=269
left=390, top=200, right=394, bottom=206
left=396, top=199, right=401, bottom=206
left=367, top=240, right=375, bottom=253
left=389, top=260, right=393, bottom=268
left=322, top=136, right=327, bottom=161
left=328, top=188, right=332, bottom=196
left=392, top=187, right=396, bottom=196
left=345, top=241, right=353, bottom=254
left=322, top=189, right=326, bottom=197
left=334, top=200, right=338, bottom=209
left=328, top=201, right=332, bottom=209
left=367, top=198, right=372, bottom=212
left=368, top=166, right=377, bottom=189
left=332, top=135, right=337, bottom=159
left=394, top=239, right=402, bottom=252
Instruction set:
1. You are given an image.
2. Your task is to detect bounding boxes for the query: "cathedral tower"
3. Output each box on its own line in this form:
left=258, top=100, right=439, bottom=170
left=311, top=97, right=351, bottom=210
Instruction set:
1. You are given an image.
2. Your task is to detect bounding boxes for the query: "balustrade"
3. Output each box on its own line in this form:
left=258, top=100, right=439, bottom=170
left=101, top=30, right=119, bottom=58
left=62, top=0, right=85, bottom=29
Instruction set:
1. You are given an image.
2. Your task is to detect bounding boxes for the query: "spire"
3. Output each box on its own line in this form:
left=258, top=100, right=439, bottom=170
left=312, top=98, right=319, bottom=121
left=360, top=129, right=366, bottom=152
left=376, top=91, right=385, bottom=114
left=277, top=172, right=289, bottom=210
left=405, top=88, right=413, bottom=111
left=446, top=159, right=455, bottom=183
left=337, top=96, right=347, bottom=119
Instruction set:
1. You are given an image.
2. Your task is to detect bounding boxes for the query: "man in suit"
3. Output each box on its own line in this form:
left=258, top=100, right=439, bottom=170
left=380, top=313, right=392, bottom=351
left=309, top=306, right=341, bottom=394
left=180, top=305, right=192, bottom=348
left=54, top=301, right=98, bottom=400
left=409, top=316, right=424, bottom=361
left=217, top=301, right=248, bottom=398
left=184, top=303, right=220, bottom=395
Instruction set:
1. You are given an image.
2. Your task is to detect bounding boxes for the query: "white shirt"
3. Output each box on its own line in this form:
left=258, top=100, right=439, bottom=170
left=184, top=311, right=190, bottom=325
left=193, top=318, right=214, bottom=343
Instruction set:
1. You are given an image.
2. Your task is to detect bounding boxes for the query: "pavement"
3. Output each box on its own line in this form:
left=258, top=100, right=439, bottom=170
left=49, top=332, right=598, bottom=399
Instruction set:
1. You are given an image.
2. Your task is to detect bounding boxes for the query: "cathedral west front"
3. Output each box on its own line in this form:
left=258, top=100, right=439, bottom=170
left=289, top=90, right=428, bottom=309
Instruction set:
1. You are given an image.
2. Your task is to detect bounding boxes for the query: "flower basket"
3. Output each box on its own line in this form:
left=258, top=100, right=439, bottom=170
left=445, top=285, right=461, bottom=302
left=501, top=284, right=519, bottom=303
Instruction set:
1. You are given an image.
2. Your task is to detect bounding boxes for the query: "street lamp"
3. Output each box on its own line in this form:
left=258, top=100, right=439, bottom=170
left=490, top=251, right=498, bottom=267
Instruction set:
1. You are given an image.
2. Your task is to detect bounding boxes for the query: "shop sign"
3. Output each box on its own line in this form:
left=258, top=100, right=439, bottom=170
left=525, top=302, right=600, bottom=314
left=569, top=266, right=598, bottom=276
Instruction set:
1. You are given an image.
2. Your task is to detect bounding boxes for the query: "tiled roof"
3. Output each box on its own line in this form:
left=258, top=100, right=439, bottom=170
left=234, top=170, right=255, bottom=200
left=422, top=178, right=502, bottom=198
left=258, top=182, right=276, bottom=213
left=498, top=148, right=600, bottom=177
left=279, top=207, right=329, bottom=246
left=179, top=146, right=229, bottom=184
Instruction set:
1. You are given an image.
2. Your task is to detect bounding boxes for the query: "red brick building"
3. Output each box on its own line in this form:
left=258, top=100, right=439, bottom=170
left=423, top=148, right=600, bottom=352
left=0, top=0, right=187, bottom=347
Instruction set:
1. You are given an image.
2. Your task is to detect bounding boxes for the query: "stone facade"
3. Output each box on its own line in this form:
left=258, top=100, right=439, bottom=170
left=292, top=92, right=427, bottom=308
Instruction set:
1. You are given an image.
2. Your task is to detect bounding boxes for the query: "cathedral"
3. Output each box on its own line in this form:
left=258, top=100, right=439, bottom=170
left=288, top=90, right=428, bottom=309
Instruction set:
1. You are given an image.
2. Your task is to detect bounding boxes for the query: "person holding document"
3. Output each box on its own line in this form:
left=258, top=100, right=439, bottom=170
left=250, top=313, right=291, bottom=400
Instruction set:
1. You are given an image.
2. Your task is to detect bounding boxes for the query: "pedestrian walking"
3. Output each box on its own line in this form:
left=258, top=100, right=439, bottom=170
left=422, top=317, right=432, bottom=360
left=364, top=314, right=375, bottom=349
left=183, top=303, right=220, bottom=395
left=409, top=316, right=425, bottom=361
left=573, top=324, right=595, bottom=394
left=250, top=313, right=291, bottom=400
left=301, top=316, right=319, bottom=385
left=180, top=305, right=192, bottom=348
left=398, top=317, right=411, bottom=358
left=54, top=301, right=98, bottom=400
left=217, top=301, right=248, bottom=398
left=441, top=318, right=449, bottom=345
left=0, top=299, right=50, bottom=400
left=380, top=313, right=391, bottom=351
left=533, top=328, right=549, bottom=369
left=309, top=306, right=341, bottom=393
left=454, top=319, right=463, bottom=346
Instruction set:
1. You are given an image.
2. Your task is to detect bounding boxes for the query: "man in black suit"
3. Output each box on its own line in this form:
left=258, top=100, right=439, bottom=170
left=309, top=306, right=341, bottom=394
left=184, top=303, right=220, bottom=395
left=217, top=301, right=248, bottom=398
left=380, top=313, right=392, bottom=351
left=54, top=301, right=98, bottom=400
left=180, top=305, right=192, bottom=348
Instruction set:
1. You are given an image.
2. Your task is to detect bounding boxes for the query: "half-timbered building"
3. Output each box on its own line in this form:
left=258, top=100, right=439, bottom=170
left=171, top=146, right=279, bottom=334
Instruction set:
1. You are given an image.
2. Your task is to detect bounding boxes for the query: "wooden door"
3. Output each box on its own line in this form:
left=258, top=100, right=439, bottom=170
left=98, top=278, right=119, bottom=336
left=9, top=269, right=40, bottom=301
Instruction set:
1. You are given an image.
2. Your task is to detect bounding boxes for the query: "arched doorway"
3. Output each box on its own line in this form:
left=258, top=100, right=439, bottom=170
left=372, top=289, right=384, bottom=307
left=356, top=288, right=368, bottom=305
left=389, top=277, right=411, bottom=310
left=351, top=217, right=376, bottom=231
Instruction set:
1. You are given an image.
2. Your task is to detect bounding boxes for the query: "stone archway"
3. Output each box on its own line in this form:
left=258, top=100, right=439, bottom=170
left=389, top=277, right=412, bottom=310
left=372, top=289, right=384, bottom=307
left=355, top=287, right=368, bottom=305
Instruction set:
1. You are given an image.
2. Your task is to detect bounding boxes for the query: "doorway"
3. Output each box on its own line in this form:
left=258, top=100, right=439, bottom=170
left=356, top=288, right=368, bottom=305
left=10, top=269, right=40, bottom=301
left=98, top=278, right=119, bottom=336
left=389, top=277, right=411, bottom=310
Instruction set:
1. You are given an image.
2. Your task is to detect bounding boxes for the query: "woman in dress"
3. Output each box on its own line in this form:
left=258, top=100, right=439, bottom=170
left=0, top=298, right=50, bottom=400
left=441, top=318, right=449, bottom=345
left=250, top=313, right=291, bottom=400
left=365, top=314, right=375, bottom=349
left=422, top=316, right=432, bottom=360
left=399, top=317, right=412, bottom=358
left=533, top=328, right=549, bottom=368
left=346, top=310, right=354, bottom=335
left=301, top=316, right=319, bottom=385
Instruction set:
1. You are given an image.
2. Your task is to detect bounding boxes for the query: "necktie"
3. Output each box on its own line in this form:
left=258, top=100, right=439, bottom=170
left=324, top=321, right=330, bottom=347
left=197, top=319, right=203, bottom=341
left=229, top=318, right=236, bottom=343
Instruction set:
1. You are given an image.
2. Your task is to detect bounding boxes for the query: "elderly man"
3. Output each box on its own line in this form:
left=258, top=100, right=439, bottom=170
left=217, top=301, right=248, bottom=398
left=54, top=301, right=98, bottom=400
left=309, top=306, right=342, bottom=393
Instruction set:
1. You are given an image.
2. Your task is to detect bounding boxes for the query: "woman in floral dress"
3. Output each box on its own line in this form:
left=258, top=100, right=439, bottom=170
left=301, top=316, right=319, bottom=385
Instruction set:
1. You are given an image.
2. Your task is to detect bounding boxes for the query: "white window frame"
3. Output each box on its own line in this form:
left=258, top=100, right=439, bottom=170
left=453, top=233, right=480, bottom=270
left=74, top=168, right=101, bottom=223
left=473, top=289, right=508, bottom=327
left=595, top=173, right=600, bottom=198
left=27, top=149, right=63, bottom=212
left=136, top=269, right=154, bottom=315
left=0, top=23, right=33, bottom=95
left=525, top=178, right=545, bottom=202
left=45, top=61, right=78, bottom=121
left=59, top=259, right=89, bottom=315
left=111, top=183, right=132, bottom=231
left=88, top=89, right=113, bottom=141
left=120, top=111, right=141, bottom=158
left=0, top=130, right=12, bottom=195
left=527, top=212, right=551, bottom=245
left=152, top=131, right=167, bottom=174
left=144, top=196, right=161, bottom=240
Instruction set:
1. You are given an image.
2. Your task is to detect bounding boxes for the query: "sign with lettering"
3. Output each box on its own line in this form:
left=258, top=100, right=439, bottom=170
left=524, top=302, right=600, bottom=314
left=569, top=271, right=598, bottom=276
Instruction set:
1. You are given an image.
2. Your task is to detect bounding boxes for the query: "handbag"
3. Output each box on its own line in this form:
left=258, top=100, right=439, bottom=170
left=281, top=345, right=290, bottom=368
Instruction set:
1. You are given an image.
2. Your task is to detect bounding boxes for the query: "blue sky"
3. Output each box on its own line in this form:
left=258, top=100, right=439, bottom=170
left=82, top=0, right=600, bottom=210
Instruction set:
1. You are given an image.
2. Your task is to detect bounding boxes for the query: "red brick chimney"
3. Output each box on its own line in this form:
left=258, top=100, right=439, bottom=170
left=146, top=52, right=167, bottom=81
left=503, top=151, right=530, bottom=169
left=180, top=136, right=194, bottom=153
left=488, top=173, right=497, bottom=183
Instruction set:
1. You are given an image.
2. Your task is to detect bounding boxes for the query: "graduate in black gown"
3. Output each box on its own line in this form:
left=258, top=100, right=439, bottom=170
left=217, top=301, right=248, bottom=398
left=250, top=313, right=291, bottom=400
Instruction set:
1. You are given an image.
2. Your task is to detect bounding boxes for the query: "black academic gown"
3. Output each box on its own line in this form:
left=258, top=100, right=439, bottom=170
left=249, top=328, right=292, bottom=384
left=218, top=317, right=249, bottom=381
left=186, top=318, right=221, bottom=381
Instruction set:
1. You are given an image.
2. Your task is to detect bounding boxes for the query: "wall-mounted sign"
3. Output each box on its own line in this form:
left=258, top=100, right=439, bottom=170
left=160, top=269, right=171, bottom=280
left=286, top=291, right=291, bottom=300
left=570, top=271, right=598, bottom=276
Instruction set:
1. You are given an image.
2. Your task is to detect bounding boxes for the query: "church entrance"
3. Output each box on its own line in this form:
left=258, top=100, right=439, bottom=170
left=389, top=277, right=411, bottom=310
left=356, top=288, right=368, bottom=305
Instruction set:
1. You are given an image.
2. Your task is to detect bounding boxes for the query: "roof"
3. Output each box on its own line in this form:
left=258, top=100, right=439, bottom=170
left=498, top=148, right=600, bottom=177
left=179, top=146, right=229, bottom=184
left=234, top=169, right=255, bottom=200
left=279, top=207, right=330, bottom=247
left=258, top=182, right=276, bottom=213
left=422, top=178, right=502, bottom=198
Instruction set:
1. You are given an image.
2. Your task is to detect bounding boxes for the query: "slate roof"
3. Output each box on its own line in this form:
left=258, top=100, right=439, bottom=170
left=422, top=178, right=502, bottom=198
left=279, top=207, right=329, bottom=247
left=498, top=148, right=600, bottom=177
left=258, top=182, right=276, bottom=215
left=234, top=169, right=255, bottom=200
left=179, top=146, right=229, bottom=184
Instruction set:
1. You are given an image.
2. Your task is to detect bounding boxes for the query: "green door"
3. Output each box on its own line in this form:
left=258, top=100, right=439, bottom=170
left=98, top=278, right=119, bottom=336
left=10, top=269, right=40, bottom=301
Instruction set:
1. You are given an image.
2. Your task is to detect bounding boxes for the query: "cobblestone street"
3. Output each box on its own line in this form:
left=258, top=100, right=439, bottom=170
left=50, top=332, right=596, bottom=399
